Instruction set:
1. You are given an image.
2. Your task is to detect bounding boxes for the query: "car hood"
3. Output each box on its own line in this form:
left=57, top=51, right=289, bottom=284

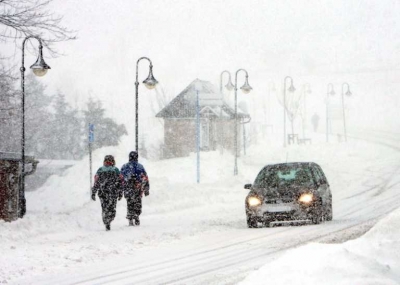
left=249, top=185, right=315, bottom=202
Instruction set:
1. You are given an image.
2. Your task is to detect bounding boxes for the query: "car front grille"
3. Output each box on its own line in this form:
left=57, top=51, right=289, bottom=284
left=265, top=197, right=295, bottom=204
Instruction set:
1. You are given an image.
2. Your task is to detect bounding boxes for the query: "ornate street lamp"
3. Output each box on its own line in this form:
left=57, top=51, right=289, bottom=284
left=233, top=69, right=252, bottom=176
left=326, top=83, right=335, bottom=142
left=302, top=83, right=312, bottom=139
left=341, top=82, right=352, bottom=142
left=220, top=70, right=234, bottom=93
left=283, top=76, right=295, bottom=147
left=135, top=57, right=158, bottom=153
left=20, top=36, right=51, bottom=217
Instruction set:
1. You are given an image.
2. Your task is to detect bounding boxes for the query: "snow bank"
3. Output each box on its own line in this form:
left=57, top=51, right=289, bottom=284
left=239, top=207, right=400, bottom=285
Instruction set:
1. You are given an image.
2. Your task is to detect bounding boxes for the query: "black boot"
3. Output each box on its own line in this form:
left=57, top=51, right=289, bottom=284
left=105, top=223, right=110, bottom=231
left=134, top=216, right=140, bottom=226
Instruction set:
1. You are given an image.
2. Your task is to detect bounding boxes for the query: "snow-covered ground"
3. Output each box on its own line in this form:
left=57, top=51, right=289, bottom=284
left=1, top=131, right=400, bottom=284
left=240, top=206, right=400, bottom=285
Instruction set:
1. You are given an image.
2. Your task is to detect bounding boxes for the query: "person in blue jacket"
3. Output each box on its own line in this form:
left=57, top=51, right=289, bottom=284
left=121, top=151, right=150, bottom=226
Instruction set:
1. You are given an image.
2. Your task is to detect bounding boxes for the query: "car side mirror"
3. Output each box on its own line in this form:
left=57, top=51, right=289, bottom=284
left=244, top=184, right=252, bottom=190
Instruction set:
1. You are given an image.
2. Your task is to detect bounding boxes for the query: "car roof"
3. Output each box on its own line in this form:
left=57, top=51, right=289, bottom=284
left=263, top=162, right=321, bottom=169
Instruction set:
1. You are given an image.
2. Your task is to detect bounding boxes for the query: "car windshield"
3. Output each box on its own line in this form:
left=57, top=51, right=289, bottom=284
left=253, top=164, right=315, bottom=188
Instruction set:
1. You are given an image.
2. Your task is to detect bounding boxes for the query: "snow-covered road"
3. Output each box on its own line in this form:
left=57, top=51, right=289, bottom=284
left=2, top=130, right=400, bottom=284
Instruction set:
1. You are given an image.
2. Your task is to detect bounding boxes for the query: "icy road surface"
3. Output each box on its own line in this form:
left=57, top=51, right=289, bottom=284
left=1, top=130, right=400, bottom=284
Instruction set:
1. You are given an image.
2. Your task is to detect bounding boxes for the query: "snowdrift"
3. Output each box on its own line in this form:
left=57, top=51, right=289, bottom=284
left=240, top=207, right=400, bottom=285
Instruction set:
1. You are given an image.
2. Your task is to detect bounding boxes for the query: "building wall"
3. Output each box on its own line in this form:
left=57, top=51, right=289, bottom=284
left=163, top=119, right=242, bottom=158
left=215, top=120, right=242, bottom=154
left=164, top=119, right=195, bottom=158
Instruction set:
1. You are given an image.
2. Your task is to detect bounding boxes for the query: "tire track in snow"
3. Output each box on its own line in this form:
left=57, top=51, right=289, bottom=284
left=70, top=216, right=388, bottom=285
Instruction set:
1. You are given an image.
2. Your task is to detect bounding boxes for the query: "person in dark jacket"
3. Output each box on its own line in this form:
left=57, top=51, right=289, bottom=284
left=92, top=155, right=124, bottom=231
left=121, top=151, right=150, bottom=226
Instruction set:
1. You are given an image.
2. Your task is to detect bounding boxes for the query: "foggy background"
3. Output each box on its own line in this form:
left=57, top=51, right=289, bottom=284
left=3, top=0, right=400, bottom=146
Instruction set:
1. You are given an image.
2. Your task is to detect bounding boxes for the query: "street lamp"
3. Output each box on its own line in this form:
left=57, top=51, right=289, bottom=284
left=341, top=82, right=352, bottom=142
left=20, top=36, right=51, bottom=217
left=283, top=76, right=295, bottom=147
left=194, top=81, right=202, bottom=183
left=135, top=57, right=158, bottom=153
left=219, top=70, right=234, bottom=155
left=265, top=81, right=276, bottom=125
left=326, top=83, right=335, bottom=142
left=220, top=70, right=234, bottom=93
left=302, top=83, right=312, bottom=139
left=233, top=69, right=252, bottom=176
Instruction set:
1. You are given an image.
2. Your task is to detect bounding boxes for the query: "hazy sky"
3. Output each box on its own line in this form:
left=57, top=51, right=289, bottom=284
left=4, top=0, right=400, bottom=131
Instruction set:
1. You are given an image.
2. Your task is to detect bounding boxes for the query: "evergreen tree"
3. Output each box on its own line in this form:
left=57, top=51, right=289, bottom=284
left=83, top=97, right=127, bottom=151
left=0, top=64, right=20, bottom=152
left=47, top=92, right=83, bottom=159
left=23, top=73, right=54, bottom=157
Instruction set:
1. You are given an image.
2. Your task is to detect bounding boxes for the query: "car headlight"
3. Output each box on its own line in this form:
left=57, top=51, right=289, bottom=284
left=299, top=193, right=313, bottom=203
left=248, top=196, right=262, bottom=207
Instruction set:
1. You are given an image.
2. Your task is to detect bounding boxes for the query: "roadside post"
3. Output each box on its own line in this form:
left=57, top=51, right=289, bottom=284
left=88, top=123, right=94, bottom=196
left=195, top=81, right=201, bottom=184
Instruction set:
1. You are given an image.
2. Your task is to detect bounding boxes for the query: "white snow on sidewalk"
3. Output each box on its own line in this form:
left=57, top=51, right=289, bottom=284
left=240, top=207, right=400, bottom=285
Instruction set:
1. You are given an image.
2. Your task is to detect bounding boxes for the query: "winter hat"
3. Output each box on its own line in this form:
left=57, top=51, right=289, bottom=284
left=104, top=155, right=115, bottom=166
left=129, top=151, right=138, bottom=162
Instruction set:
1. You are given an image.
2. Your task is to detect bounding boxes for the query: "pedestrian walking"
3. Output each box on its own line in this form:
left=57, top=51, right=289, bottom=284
left=91, top=155, right=123, bottom=231
left=121, top=151, right=150, bottom=226
left=311, top=113, right=320, bottom=132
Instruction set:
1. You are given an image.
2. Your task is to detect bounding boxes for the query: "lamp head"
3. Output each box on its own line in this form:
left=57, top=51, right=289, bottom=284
left=143, top=65, right=158, bottom=89
left=30, top=46, right=50, bottom=77
left=288, top=83, right=295, bottom=93
left=225, top=80, right=234, bottom=91
left=329, top=89, right=335, bottom=96
left=345, top=90, right=352, bottom=96
left=240, top=77, right=252, bottom=94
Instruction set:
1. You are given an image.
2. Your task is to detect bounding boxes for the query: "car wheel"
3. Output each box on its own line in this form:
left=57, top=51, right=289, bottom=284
left=311, top=213, right=321, bottom=224
left=311, top=200, right=322, bottom=224
left=263, top=217, right=273, bottom=227
left=325, top=202, right=333, bottom=221
left=247, top=215, right=258, bottom=228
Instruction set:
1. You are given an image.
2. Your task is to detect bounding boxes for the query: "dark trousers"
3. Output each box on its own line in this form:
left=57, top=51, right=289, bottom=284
left=126, top=193, right=142, bottom=220
left=99, top=196, right=118, bottom=225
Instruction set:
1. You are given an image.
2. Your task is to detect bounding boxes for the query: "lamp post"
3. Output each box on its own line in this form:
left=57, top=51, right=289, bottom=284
left=220, top=70, right=234, bottom=94
left=283, top=76, right=295, bottom=147
left=219, top=70, right=234, bottom=155
left=194, top=82, right=202, bottom=183
left=265, top=81, right=276, bottom=126
left=233, top=69, right=252, bottom=176
left=302, top=83, right=312, bottom=139
left=341, top=82, right=352, bottom=142
left=20, top=36, right=51, bottom=218
left=326, top=83, right=335, bottom=142
left=135, top=57, right=158, bottom=154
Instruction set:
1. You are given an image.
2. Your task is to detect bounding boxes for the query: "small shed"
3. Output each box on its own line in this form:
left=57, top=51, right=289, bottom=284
left=0, top=152, right=38, bottom=221
left=156, top=79, right=250, bottom=158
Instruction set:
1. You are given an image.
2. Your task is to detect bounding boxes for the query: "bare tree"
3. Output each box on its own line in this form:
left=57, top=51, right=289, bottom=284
left=0, top=0, right=75, bottom=52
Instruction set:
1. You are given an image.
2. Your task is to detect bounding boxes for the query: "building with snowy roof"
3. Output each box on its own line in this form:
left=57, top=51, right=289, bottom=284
left=156, top=79, right=250, bottom=158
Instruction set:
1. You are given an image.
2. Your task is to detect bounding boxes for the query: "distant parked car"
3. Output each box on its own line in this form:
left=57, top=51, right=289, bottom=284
left=244, top=162, right=332, bottom=228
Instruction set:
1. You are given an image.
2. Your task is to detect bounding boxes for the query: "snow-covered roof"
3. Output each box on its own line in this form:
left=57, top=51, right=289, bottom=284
left=0, top=152, right=36, bottom=162
left=156, top=79, right=250, bottom=119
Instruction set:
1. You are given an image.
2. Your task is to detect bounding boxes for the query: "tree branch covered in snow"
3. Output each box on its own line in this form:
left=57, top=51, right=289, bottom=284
left=0, top=0, right=76, bottom=53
